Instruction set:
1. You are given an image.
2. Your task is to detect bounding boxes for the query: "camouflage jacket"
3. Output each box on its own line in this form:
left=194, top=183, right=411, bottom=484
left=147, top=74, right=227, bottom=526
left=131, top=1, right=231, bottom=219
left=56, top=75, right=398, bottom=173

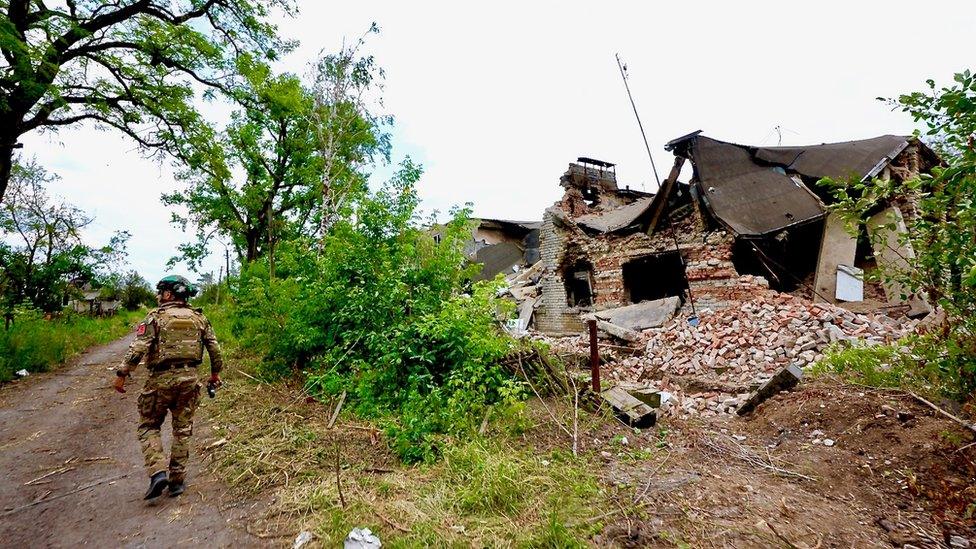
left=121, top=302, right=223, bottom=375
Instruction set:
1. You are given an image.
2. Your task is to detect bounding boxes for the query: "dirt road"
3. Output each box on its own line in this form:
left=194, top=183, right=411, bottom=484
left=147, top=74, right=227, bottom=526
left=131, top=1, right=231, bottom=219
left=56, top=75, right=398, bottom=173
left=0, top=334, right=265, bottom=548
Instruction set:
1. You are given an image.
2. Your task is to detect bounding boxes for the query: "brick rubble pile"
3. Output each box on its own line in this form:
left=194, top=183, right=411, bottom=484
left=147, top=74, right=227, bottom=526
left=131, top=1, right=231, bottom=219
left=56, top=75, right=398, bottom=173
left=538, top=291, right=917, bottom=419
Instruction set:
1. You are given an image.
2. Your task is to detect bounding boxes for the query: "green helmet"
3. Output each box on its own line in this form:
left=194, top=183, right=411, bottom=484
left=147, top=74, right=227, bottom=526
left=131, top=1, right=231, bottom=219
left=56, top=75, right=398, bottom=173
left=156, top=275, right=197, bottom=299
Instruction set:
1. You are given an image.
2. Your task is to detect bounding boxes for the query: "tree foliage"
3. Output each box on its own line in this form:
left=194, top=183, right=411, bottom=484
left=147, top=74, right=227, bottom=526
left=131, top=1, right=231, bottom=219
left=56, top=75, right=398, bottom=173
left=310, top=23, right=391, bottom=237
left=0, top=157, right=128, bottom=314
left=0, top=0, right=294, bottom=202
left=163, top=58, right=321, bottom=266
left=821, top=70, right=976, bottom=395
left=163, top=28, right=390, bottom=268
left=229, top=160, right=523, bottom=462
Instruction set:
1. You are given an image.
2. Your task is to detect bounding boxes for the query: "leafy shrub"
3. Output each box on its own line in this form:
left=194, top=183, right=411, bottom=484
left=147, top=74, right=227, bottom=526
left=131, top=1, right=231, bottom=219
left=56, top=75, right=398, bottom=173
left=819, top=70, right=976, bottom=398
left=230, top=162, right=526, bottom=461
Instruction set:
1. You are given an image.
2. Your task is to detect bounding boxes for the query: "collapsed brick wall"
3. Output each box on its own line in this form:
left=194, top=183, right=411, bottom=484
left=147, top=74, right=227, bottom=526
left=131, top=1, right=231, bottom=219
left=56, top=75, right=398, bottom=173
left=535, top=207, right=756, bottom=335
left=535, top=209, right=584, bottom=335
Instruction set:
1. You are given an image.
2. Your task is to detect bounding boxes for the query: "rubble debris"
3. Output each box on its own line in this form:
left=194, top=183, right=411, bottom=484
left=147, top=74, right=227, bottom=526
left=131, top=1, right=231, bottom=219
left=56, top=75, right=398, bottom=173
left=593, top=296, right=680, bottom=331
left=737, top=364, right=803, bottom=416
left=543, top=290, right=917, bottom=419
left=599, top=386, right=656, bottom=428
left=293, top=531, right=314, bottom=549
left=344, top=527, right=381, bottom=549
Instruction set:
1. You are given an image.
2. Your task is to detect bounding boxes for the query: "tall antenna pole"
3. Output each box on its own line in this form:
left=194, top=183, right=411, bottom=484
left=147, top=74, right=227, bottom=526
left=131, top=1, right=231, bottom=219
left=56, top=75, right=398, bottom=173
left=616, top=53, right=661, bottom=191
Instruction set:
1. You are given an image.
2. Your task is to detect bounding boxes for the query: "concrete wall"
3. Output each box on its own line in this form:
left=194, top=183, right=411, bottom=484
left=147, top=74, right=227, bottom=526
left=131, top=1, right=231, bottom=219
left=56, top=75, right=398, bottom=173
left=812, top=212, right=858, bottom=303
left=867, top=206, right=932, bottom=317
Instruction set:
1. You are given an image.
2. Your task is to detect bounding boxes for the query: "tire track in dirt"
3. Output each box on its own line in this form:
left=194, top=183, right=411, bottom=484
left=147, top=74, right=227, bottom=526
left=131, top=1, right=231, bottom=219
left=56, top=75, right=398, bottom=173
left=0, top=333, right=265, bottom=548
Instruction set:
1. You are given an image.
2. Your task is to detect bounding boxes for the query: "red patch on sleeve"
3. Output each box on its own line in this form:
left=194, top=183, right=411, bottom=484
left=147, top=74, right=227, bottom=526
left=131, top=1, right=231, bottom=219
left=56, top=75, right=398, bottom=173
left=137, top=323, right=146, bottom=335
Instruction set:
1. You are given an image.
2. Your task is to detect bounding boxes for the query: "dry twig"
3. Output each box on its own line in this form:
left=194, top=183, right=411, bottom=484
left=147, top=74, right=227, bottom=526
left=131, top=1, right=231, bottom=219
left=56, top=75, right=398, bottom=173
left=327, top=391, right=346, bottom=429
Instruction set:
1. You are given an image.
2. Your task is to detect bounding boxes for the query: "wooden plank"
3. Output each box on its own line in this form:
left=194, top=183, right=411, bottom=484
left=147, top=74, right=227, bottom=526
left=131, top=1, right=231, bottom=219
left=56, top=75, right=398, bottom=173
left=645, top=156, right=686, bottom=235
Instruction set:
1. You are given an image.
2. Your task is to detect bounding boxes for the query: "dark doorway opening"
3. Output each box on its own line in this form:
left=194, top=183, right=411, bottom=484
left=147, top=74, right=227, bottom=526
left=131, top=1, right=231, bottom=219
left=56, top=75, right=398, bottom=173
left=565, top=260, right=595, bottom=306
left=623, top=252, right=687, bottom=304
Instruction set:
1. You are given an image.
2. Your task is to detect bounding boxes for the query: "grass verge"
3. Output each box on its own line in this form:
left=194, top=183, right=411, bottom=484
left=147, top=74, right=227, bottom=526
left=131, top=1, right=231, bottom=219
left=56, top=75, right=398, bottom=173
left=0, top=308, right=143, bottom=382
left=201, top=304, right=613, bottom=546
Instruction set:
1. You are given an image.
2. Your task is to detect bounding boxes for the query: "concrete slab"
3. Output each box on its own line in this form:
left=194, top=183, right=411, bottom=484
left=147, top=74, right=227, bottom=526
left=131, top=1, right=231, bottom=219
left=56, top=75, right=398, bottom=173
left=867, top=206, right=932, bottom=317
left=737, top=363, right=803, bottom=416
left=593, top=296, right=681, bottom=331
left=813, top=212, right=857, bottom=304
left=600, top=386, right=656, bottom=427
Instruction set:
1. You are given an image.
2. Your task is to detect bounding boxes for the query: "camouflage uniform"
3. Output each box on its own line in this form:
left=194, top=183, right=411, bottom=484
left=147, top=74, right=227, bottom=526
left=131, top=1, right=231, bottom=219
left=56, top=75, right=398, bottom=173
left=120, top=301, right=222, bottom=484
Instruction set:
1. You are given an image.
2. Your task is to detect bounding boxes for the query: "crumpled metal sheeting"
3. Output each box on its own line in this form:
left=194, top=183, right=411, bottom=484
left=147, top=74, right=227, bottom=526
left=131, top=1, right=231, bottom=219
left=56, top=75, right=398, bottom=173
left=691, top=136, right=825, bottom=236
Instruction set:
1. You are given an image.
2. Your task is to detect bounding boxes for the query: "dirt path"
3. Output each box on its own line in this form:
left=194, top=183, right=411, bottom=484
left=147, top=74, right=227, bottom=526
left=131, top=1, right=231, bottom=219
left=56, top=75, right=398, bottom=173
left=0, top=334, right=266, bottom=548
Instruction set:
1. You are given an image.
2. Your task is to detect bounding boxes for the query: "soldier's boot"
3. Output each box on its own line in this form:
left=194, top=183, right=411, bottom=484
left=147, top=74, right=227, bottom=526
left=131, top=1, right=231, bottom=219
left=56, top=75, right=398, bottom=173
left=144, top=471, right=168, bottom=500
left=167, top=480, right=185, bottom=497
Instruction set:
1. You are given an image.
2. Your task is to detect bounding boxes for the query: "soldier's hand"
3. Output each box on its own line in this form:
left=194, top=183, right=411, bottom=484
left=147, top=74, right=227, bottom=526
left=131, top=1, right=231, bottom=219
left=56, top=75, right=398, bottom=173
left=113, top=375, right=126, bottom=394
left=209, top=373, right=222, bottom=389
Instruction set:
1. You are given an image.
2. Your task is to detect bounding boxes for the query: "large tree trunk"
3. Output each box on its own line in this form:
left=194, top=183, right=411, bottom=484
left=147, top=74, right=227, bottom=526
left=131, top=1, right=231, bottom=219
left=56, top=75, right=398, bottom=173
left=0, top=138, right=16, bottom=203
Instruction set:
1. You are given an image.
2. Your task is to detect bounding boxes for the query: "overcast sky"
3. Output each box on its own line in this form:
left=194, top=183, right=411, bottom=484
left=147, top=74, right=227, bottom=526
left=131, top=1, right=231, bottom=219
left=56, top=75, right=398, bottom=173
left=21, top=0, right=976, bottom=283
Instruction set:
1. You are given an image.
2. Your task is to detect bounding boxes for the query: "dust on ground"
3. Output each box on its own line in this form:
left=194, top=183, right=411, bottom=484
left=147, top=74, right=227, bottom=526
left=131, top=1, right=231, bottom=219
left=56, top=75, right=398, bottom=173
left=0, top=334, right=268, bottom=548
left=587, top=381, right=976, bottom=548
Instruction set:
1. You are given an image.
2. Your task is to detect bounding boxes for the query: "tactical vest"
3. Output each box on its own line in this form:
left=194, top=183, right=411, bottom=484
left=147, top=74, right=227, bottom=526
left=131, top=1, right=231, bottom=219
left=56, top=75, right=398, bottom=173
left=155, top=307, right=205, bottom=364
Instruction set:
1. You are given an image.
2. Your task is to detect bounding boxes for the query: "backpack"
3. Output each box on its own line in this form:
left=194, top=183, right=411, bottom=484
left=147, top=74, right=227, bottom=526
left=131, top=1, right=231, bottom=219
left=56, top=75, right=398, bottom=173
left=155, top=307, right=204, bottom=364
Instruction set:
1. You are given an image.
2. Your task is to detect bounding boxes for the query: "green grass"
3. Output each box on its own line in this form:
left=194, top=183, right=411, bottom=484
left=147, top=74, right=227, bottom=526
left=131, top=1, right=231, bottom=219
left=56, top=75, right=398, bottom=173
left=809, top=342, right=908, bottom=388
left=0, top=308, right=143, bottom=382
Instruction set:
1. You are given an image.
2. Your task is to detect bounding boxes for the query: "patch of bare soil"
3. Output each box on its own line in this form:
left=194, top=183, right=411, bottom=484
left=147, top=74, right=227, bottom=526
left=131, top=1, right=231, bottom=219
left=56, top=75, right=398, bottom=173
left=0, top=334, right=270, bottom=548
left=591, top=381, right=976, bottom=548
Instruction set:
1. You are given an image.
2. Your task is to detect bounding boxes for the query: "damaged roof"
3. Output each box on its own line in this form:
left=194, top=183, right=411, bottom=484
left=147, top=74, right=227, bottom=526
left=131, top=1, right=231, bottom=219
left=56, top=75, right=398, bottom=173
left=575, top=196, right=654, bottom=234
left=752, top=135, right=909, bottom=182
left=666, top=133, right=920, bottom=238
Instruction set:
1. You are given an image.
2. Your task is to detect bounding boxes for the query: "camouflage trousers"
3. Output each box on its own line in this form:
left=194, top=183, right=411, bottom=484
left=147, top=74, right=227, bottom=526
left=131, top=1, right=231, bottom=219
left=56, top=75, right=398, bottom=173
left=136, top=368, right=201, bottom=483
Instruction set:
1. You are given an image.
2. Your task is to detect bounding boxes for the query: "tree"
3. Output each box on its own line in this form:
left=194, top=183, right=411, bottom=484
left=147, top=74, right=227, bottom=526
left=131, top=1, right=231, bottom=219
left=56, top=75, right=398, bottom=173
left=0, top=0, right=294, bottom=202
left=311, top=23, right=391, bottom=239
left=164, top=30, right=392, bottom=268
left=821, top=70, right=976, bottom=394
left=99, top=270, right=155, bottom=310
left=0, top=157, right=128, bottom=313
left=163, top=59, right=322, bottom=266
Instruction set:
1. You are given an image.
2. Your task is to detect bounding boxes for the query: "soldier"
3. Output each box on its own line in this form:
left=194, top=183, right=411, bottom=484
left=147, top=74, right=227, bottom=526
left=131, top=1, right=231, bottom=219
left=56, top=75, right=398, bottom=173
left=113, top=275, right=223, bottom=500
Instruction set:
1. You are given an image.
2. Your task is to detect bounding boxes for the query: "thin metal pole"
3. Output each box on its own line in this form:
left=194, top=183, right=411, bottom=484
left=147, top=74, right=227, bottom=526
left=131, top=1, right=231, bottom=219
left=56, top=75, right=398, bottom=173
left=588, top=319, right=601, bottom=393
left=616, top=53, right=661, bottom=191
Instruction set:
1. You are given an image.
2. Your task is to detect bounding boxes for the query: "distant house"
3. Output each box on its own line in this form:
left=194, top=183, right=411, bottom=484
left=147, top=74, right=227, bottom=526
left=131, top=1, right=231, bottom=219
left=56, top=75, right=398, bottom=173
left=67, top=283, right=120, bottom=316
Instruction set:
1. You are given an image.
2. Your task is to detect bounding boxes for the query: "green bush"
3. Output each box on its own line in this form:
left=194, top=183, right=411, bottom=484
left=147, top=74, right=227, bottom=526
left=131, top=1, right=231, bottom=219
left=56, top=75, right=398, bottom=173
left=229, top=164, right=526, bottom=462
left=819, top=70, right=976, bottom=398
left=0, top=307, right=141, bottom=382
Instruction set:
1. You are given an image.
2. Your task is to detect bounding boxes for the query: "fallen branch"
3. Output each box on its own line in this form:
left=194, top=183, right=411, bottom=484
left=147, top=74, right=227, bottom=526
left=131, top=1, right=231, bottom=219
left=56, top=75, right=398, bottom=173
left=203, top=438, right=229, bottom=452
left=699, top=432, right=815, bottom=482
left=633, top=452, right=672, bottom=503
left=2, top=473, right=129, bottom=517
left=374, top=509, right=410, bottom=533
left=334, top=438, right=346, bottom=508
left=327, top=391, right=346, bottom=429
left=25, top=466, right=75, bottom=486
left=763, top=520, right=800, bottom=549
left=909, top=392, right=976, bottom=434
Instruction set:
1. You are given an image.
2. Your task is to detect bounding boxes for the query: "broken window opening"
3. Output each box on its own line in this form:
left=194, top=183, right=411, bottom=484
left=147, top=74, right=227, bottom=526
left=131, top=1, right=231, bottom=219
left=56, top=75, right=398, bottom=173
left=854, top=227, right=886, bottom=302
left=581, top=185, right=601, bottom=208
left=564, top=260, right=595, bottom=307
left=623, top=252, right=688, bottom=304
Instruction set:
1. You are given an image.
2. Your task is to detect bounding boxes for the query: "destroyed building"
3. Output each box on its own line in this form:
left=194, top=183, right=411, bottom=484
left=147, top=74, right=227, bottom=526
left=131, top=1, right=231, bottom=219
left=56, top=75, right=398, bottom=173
left=465, top=218, right=541, bottom=281
left=507, top=135, right=939, bottom=336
